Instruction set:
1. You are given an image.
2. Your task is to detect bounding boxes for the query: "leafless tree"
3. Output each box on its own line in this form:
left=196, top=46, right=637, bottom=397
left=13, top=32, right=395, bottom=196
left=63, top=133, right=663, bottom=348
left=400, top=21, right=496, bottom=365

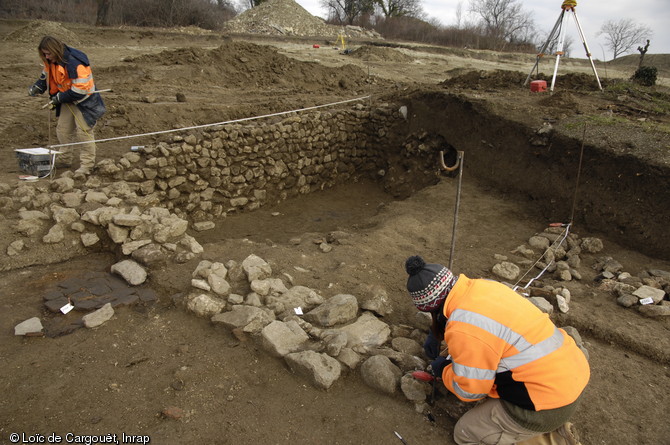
left=455, top=1, right=463, bottom=29
left=598, top=18, right=652, bottom=60
left=374, top=0, right=422, bottom=18
left=321, top=0, right=375, bottom=25
left=96, top=0, right=112, bottom=26
left=637, top=39, right=650, bottom=68
left=468, top=0, right=535, bottom=50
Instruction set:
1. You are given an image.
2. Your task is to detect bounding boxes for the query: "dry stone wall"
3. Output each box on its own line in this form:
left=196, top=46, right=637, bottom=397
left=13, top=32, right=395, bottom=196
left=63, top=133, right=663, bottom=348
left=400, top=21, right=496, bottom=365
left=97, top=105, right=403, bottom=225
left=0, top=103, right=412, bottom=273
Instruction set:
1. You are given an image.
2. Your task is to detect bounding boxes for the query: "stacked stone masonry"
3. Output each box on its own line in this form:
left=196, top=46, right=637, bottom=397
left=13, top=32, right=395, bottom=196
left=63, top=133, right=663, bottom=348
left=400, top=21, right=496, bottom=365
left=99, top=106, right=401, bottom=224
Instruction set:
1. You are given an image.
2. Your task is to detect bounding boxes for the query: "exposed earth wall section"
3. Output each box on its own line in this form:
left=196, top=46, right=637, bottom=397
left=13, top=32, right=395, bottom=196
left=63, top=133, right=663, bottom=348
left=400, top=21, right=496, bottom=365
left=396, top=90, right=670, bottom=260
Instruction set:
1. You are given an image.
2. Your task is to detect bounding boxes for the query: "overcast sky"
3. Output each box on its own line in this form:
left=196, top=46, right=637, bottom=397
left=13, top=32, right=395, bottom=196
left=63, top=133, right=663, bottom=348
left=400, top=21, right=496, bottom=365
left=294, top=0, right=669, bottom=60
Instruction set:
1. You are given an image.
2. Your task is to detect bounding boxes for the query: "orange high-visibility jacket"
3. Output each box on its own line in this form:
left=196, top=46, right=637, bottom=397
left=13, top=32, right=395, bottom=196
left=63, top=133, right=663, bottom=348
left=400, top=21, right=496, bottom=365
left=439, top=275, right=590, bottom=411
left=42, top=46, right=96, bottom=103
left=32, top=45, right=105, bottom=127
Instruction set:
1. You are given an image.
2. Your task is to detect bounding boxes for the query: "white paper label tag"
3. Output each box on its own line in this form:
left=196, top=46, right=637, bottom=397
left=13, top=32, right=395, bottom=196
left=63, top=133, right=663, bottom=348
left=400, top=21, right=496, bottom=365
left=294, top=307, right=303, bottom=315
left=639, top=297, right=654, bottom=305
left=60, top=302, right=74, bottom=314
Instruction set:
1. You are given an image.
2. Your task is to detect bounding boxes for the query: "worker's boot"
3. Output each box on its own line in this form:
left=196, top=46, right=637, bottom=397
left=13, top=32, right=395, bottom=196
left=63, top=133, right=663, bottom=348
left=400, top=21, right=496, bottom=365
left=554, top=422, right=581, bottom=445
left=516, top=423, right=581, bottom=445
left=75, top=147, right=96, bottom=176
left=55, top=150, right=72, bottom=169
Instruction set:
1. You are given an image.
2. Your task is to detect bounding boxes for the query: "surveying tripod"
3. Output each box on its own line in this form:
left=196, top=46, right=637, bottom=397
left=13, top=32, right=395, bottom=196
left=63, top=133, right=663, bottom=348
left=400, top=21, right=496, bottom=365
left=524, top=0, right=602, bottom=92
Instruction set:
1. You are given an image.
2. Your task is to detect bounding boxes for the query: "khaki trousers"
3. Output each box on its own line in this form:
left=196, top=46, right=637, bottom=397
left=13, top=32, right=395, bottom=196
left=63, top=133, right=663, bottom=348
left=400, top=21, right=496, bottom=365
left=56, top=103, right=96, bottom=169
left=453, top=399, right=579, bottom=445
left=454, top=398, right=543, bottom=445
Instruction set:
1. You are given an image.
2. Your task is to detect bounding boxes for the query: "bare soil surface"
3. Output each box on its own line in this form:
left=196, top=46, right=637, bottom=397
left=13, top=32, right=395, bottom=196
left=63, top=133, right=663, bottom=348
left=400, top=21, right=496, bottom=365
left=1, top=16, right=669, bottom=445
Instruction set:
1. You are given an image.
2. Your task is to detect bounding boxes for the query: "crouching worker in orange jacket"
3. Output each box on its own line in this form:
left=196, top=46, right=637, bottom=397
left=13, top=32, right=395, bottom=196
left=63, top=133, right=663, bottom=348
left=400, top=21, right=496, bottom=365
left=29, top=36, right=106, bottom=175
left=405, top=255, right=589, bottom=445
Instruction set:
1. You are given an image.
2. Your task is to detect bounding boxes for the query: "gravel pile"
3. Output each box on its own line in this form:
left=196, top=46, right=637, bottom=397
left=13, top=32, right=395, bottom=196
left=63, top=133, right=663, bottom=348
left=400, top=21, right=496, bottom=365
left=4, top=20, right=84, bottom=46
left=224, top=0, right=381, bottom=39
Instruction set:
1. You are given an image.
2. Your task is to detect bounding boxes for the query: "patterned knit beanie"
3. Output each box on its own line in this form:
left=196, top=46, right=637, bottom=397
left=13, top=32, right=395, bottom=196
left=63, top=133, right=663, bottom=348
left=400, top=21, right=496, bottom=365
left=405, top=255, right=457, bottom=312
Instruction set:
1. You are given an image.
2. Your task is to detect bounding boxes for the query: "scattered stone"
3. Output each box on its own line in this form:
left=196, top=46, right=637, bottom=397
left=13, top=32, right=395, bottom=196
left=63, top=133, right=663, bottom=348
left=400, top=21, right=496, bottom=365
left=211, top=305, right=275, bottom=333
left=632, top=285, right=666, bottom=304
left=7, top=240, right=24, bottom=256
left=111, top=259, right=147, bottom=285
left=265, top=285, right=324, bottom=318
left=208, top=273, right=231, bottom=296
left=284, top=350, right=341, bottom=390
left=81, top=232, right=100, bottom=247
left=648, top=269, right=670, bottom=280
left=337, top=348, right=362, bottom=369
left=15, top=317, right=43, bottom=336
left=400, top=373, right=427, bottom=402
left=192, top=221, right=215, bottom=231
left=492, top=261, right=520, bottom=281
left=304, top=294, right=358, bottom=327
left=358, top=284, right=393, bottom=317
left=42, top=224, right=65, bottom=243
left=360, top=355, right=401, bottom=394
left=187, top=293, right=225, bottom=317
left=191, top=278, right=211, bottom=291
left=528, top=296, right=553, bottom=314
left=617, top=294, right=638, bottom=308
left=637, top=304, right=670, bottom=317
left=261, top=320, right=309, bottom=357
left=581, top=237, right=603, bottom=253
left=528, top=236, right=550, bottom=250
left=82, top=303, right=115, bottom=328
left=241, top=254, right=272, bottom=281
left=339, top=312, right=390, bottom=349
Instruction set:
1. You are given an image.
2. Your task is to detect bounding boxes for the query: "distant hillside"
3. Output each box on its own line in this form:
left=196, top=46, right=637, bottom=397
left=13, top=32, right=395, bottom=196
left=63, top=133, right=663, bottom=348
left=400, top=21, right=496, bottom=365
left=606, top=53, right=670, bottom=78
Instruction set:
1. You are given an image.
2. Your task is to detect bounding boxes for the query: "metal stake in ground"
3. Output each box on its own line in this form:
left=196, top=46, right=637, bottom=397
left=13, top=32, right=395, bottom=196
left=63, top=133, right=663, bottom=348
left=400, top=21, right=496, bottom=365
left=569, top=124, right=587, bottom=225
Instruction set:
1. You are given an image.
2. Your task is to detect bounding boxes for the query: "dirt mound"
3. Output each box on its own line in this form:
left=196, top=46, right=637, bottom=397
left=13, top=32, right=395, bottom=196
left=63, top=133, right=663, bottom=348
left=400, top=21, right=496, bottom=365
left=440, top=69, right=526, bottom=89
left=224, top=0, right=380, bottom=39
left=550, top=72, right=605, bottom=90
left=538, top=90, right=578, bottom=108
left=124, top=40, right=372, bottom=90
left=441, top=69, right=607, bottom=91
left=4, top=20, right=83, bottom=46
left=349, top=45, right=414, bottom=63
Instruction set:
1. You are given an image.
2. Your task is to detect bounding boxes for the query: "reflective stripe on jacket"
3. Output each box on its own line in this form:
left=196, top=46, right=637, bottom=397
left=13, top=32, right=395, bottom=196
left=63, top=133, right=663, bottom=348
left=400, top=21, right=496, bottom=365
left=439, top=275, right=590, bottom=411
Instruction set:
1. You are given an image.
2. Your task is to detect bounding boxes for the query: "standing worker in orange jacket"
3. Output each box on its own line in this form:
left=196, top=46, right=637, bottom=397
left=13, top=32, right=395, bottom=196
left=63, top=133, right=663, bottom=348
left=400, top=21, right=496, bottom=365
left=405, top=255, right=589, bottom=445
left=29, top=36, right=106, bottom=175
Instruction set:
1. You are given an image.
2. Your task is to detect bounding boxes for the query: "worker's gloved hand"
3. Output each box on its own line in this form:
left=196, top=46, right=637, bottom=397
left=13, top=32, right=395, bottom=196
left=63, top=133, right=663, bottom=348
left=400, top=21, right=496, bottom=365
left=28, top=85, right=42, bottom=96
left=429, top=356, right=452, bottom=379
left=423, top=331, right=440, bottom=360
left=47, top=94, right=61, bottom=110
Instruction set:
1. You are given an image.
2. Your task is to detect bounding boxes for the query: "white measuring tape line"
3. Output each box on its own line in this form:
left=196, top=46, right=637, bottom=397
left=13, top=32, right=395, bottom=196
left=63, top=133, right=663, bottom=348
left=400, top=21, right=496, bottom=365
left=512, top=224, right=572, bottom=293
left=45, top=95, right=371, bottom=149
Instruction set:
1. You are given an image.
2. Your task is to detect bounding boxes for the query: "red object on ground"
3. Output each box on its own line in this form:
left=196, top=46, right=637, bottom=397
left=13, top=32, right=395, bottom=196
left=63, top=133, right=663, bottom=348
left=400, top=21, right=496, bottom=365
left=312, top=44, right=320, bottom=48
left=411, top=370, right=435, bottom=382
left=530, top=80, right=547, bottom=92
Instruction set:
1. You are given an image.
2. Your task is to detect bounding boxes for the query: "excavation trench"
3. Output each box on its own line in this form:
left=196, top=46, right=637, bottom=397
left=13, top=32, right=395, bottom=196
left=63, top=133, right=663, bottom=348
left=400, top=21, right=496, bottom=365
left=185, top=90, right=670, bottom=260
left=5, top=87, right=670, bottom=378
left=5, top=90, right=669, bottom=270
